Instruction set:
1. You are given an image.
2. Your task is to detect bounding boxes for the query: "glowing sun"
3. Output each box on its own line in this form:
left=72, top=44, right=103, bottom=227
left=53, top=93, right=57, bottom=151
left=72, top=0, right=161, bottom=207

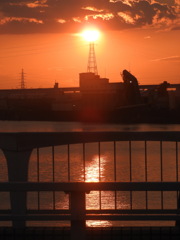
left=81, top=29, right=100, bottom=42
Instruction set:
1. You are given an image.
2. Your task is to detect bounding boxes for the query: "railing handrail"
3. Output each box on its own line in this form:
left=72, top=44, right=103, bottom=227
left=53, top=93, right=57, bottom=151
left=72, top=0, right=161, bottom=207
left=0, top=131, right=180, bottom=151
left=0, top=181, right=180, bottom=191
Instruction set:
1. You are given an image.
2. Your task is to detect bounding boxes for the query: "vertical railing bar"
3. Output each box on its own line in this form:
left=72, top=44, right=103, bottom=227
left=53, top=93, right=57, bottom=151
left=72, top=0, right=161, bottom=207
left=176, top=141, right=179, bottom=182
left=160, top=141, right=163, bottom=210
left=37, top=148, right=40, bottom=182
left=52, top=146, right=55, bottom=210
left=83, top=143, right=86, bottom=182
left=52, top=146, right=55, bottom=182
left=129, top=141, right=132, bottom=182
left=114, top=141, right=117, bottom=210
left=161, top=192, right=164, bottom=212
left=176, top=141, right=179, bottom=211
left=145, top=141, right=148, bottom=210
left=145, top=141, right=148, bottom=182
left=67, top=144, right=70, bottom=211
left=114, top=141, right=117, bottom=182
left=129, top=141, right=132, bottom=210
left=99, top=142, right=101, bottom=182
left=98, top=142, right=101, bottom=210
left=68, top=144, right=70, bottom=182
left=160, top=141, right=163, bottom=182
left=130, top=191, right=133, bottom=211
left=37, top=148, right=40, bottom=210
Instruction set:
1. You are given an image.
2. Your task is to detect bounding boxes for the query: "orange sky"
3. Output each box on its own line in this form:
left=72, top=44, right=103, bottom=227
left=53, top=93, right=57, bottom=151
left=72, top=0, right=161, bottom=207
left=0, top=0, right=179, bottom=89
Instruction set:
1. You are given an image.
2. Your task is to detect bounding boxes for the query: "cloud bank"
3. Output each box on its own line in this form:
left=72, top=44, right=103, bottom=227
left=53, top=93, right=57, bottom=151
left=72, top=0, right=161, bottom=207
left=0, top=0, right=179, bottom=34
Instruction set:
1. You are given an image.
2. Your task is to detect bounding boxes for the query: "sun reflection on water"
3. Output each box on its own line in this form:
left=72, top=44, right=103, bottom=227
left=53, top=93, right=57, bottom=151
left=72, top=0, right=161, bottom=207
left=85, top=155, right=102, bottom=182
left=86, top=220, right=112, bottom=227
left=85, top=155, right=113, bottom=227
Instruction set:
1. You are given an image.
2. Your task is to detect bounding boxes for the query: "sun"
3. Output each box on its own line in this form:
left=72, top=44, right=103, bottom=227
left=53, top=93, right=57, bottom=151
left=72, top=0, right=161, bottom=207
left=81, top=29, right=100, bottom=42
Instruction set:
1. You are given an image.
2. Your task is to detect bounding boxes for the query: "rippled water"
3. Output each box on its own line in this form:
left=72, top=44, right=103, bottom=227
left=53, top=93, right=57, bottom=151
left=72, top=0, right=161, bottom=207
left=0, top=121, right=180, bottom=132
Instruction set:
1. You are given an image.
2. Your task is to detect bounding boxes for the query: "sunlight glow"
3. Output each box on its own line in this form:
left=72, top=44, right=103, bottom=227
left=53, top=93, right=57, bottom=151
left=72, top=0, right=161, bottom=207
left=85, top=156, right=104, bottom=182
left=81, top=29, right=100, bottom=42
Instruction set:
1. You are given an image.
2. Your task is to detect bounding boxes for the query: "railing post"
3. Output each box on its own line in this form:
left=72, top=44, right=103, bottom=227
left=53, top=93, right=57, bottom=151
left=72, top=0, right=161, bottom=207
left=176, top=192, right=180, bottom=227
left=70, top=191, right=86, bottom=240
left=2, top=149, right=32, bottom=229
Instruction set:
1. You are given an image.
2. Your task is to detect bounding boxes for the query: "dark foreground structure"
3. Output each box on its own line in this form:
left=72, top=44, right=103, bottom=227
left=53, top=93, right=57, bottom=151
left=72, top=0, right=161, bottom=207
left=1, top=226, right=180, bottom=240
left=0, top=132, right=180, bottom=239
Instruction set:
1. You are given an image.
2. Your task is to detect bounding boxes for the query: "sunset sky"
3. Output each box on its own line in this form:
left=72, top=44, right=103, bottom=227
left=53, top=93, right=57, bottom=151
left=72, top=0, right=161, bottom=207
left=0, top=0, right=179, bottom=89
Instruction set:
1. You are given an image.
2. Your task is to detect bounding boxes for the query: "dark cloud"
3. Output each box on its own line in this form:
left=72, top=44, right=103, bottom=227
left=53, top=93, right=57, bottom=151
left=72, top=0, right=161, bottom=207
left=0, top=0, right=179, bottom=34
left=154, top=0, right=176, bottom=6
left=172, top=26, right=180, bottom=30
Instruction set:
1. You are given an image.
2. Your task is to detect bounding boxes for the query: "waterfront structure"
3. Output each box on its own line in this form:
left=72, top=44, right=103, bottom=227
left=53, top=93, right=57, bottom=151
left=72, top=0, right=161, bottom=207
left=0, top=70, right=179, bottom=122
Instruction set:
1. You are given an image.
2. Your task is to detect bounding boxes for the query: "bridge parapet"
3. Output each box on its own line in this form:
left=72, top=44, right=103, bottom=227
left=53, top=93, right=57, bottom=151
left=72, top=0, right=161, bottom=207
left=0, top=131, right=180, bottom=240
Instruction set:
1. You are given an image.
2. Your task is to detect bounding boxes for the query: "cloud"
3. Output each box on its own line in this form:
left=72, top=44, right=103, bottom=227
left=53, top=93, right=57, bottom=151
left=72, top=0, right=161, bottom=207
left=172, top=26, right=180, bottom=30
left=0, top=0, right=179, bottom=34
left=144, top=35, right=151, bottom=39
left=152, top=56, right=180, bottom=62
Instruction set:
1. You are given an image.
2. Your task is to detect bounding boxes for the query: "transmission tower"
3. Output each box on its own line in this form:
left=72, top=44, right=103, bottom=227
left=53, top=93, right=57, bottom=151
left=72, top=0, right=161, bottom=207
left=87, top=42, right=98, bottom=75
left=20, top=68, right=26, bottom=89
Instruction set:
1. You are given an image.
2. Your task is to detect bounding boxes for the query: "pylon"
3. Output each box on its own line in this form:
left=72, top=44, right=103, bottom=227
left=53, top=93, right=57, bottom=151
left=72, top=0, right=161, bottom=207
left=20, top=68, right=26, bottom=89
left=87, top=42, right=98, bottom=75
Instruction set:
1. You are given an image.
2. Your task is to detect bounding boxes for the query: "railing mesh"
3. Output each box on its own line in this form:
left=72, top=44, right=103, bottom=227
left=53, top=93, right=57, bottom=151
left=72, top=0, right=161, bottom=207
left=0, top=137, right=180, bottom=227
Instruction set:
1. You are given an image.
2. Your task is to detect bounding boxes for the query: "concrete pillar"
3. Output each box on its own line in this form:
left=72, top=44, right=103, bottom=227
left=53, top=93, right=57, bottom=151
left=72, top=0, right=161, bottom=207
left=2, top=149, right=32, bottom=229
left=70, top=191, right=86, bottom=240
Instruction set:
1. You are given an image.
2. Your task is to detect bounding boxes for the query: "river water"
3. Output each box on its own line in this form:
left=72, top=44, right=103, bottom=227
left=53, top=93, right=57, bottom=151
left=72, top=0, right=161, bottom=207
left=0, top=121, right=180, bottom=227
left=0, top=121, right=180, bottom=132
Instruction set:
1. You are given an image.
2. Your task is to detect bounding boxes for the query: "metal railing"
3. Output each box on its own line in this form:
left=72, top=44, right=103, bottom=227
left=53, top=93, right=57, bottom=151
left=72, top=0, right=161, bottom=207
left=0, top=131, right=180, bottom=240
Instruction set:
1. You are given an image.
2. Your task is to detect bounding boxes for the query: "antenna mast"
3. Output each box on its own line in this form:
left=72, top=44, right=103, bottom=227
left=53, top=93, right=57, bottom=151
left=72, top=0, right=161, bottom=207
left=87, top=42, right=98, bottom=75
left=20, top=68, right=26, bottom=89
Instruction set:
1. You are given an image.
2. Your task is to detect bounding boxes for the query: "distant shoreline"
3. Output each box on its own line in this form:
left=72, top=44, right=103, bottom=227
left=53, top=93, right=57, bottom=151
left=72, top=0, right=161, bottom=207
left=0, top=107, right=179, bottom=124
